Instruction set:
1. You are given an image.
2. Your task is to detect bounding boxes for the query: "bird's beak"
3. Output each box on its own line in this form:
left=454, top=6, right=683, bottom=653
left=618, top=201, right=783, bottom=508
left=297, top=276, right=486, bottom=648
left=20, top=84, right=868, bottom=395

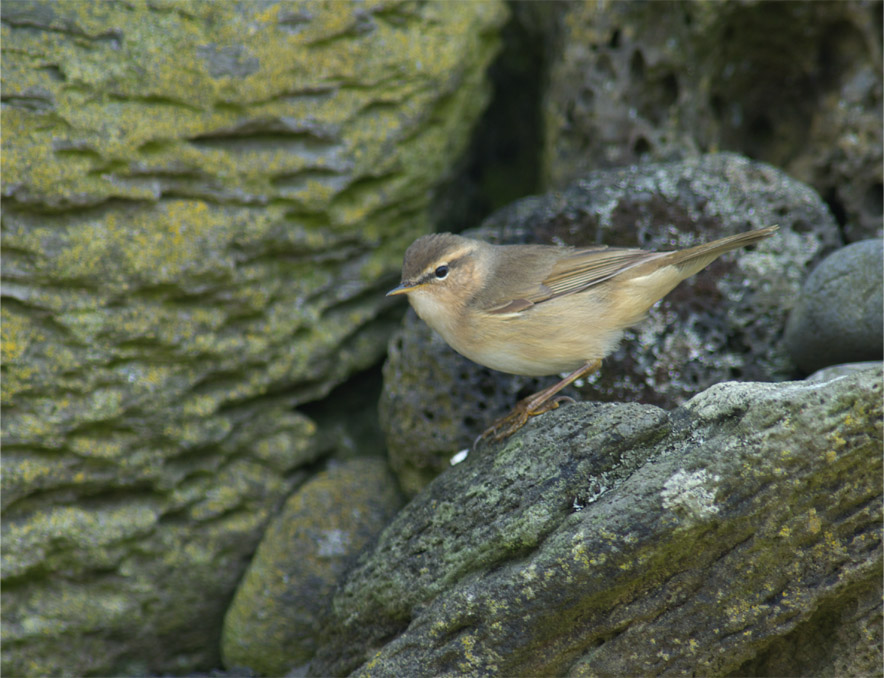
left=386, top=281, right=420, bottom=296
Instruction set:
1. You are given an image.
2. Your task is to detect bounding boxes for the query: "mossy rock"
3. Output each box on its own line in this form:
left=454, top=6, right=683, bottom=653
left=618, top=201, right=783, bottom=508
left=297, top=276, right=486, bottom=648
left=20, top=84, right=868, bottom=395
left=0, top=1, right=507, bottom=675
left=315, top=366, right=883, bottom=676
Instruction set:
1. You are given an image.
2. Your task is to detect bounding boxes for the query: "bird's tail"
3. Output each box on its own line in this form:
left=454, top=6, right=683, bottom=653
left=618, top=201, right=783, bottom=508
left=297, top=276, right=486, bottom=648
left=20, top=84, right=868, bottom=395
left=668, top=225, right=779, bottom=278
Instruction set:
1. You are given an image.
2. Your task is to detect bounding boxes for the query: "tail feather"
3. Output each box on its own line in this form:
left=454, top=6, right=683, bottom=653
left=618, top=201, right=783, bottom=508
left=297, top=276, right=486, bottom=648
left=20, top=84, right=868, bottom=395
left=669, top=225, right=778, bottom=278
left=615, top=226, right=778, bottom=323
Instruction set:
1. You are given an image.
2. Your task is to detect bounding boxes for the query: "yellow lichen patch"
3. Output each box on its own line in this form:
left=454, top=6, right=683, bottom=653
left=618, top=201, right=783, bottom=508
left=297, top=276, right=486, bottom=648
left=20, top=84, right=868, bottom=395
left=520, top=563, right=539, bottom=582
left=2, top=457, right=62, bottom=494
left=1, top=309, right=42, bottom=404
left=181, top=393, right=221, bottom=418
left=119, top=364, right=173, bottom=392
left=829, top=432, right=847, bottom=449
left=457, top=630, right=499, bottom=674
left=3, top=502, right=160, bottom=578
left=189, top=482, right=243, bottom=522
left=69, top=435, right=126, bottom=460
left=806, top=509, right=822, bottom=535
left=1, top=306, right=40, bottom=364
left=115, top=200, right=229, bottom=281
left=362, top=650, right=383, bottom=672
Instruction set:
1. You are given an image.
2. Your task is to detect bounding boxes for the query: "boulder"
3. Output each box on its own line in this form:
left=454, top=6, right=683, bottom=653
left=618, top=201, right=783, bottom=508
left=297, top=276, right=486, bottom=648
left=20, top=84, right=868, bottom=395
left=221, top=457, right=402, bottom=676
left=784, top=239, right=884, bottom=373
left=0, top=1, right=507, bottom=674
left=315, top=366, right=883, bottom=676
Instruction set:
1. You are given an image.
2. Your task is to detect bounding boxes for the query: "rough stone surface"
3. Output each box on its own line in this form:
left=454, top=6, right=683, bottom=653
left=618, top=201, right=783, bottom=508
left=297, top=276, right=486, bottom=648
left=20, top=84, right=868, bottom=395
left=806, top=361, right=884, bottom=383
left=784, top=239, right=884, bottom=374
left=221, top=457, right=403, bottom=676
left=0, top=1, right=507, bottom=675
left=314, top=366, right=883, bottom=677
left=543, top=1, right=883, bottom=241
left=729, top=576, right=882, bottom=678
left=381, top=153, right=840, bottom=494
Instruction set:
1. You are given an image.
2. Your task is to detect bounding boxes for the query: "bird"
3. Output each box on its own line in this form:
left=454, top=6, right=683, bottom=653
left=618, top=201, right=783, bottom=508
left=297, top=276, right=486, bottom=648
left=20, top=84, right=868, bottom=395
left=387, top=225, right=778, bottom=441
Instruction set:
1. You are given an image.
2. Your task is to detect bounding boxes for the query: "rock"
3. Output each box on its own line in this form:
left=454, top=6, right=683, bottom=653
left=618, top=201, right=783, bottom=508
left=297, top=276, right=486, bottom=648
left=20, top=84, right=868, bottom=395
left=221, top=458, right=402, bottom=676
left=542, top=1, right=882, bottom=241
left=381, top=153, right=839, bottom=494
left=313, top=366, right=883, bottom=677
left=806, top=361, right=884, bottom=383
left=0, top=1, right=507, bottom=675
left=784, top=239, right=884, bottom=374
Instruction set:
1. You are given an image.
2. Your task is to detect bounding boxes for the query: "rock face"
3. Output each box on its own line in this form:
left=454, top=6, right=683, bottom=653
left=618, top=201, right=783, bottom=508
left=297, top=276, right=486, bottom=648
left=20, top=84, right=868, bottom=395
left=0, top=1, right=507, bottom=675
left=784, top=239, right=884, bottom=374
left=313, top=366, right=883, bottom=677
left=542, top=1, right=883, bottom=241
left=381, top=153, right=840, bottom=495
left=221, top=457, right=403, bottom=676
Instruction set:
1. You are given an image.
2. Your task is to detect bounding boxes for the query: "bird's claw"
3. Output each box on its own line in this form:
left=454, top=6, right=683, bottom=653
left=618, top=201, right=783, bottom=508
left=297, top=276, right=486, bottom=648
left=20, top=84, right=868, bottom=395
left=476, top=394, right=576, bottom=445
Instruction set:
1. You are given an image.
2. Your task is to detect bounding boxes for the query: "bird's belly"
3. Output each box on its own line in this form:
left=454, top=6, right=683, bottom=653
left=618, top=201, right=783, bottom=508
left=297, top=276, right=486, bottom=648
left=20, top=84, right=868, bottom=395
left=458, top=343, right=587, bottom=377
left=448, top=311, right=623, bottom=377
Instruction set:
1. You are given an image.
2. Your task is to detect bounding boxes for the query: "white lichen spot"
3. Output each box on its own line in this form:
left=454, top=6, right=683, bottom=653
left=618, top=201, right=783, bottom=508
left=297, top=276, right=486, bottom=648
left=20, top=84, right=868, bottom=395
left=521, top=564, right=538, bottom=582
left=661, top=469, right=721, bottom=523
left=317, top=529, right=350, bottom=557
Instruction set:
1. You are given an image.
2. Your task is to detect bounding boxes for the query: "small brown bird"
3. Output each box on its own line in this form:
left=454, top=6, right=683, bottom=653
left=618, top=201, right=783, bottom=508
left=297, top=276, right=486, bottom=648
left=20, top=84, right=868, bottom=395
left=388, top=226, right=778, bottom=441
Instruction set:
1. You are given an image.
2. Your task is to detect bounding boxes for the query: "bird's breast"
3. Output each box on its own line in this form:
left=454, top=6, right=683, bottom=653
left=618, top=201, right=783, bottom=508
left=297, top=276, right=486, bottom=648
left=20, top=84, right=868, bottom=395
left=409, top=288, right=626, bottom=377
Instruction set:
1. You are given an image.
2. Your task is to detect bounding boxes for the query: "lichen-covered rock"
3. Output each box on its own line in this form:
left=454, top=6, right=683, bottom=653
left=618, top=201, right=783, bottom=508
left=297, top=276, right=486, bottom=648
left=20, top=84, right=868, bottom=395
left=806, top=361, right=884, bottom=383
left=0, top=1, right=507, bottom=675
left=784, top=239, right=884, bottom=374
left=221, top=457, right=402, bottom=676
left=314, top=366, right=883, bottom=677
left=543, top=1, right=882, bottom=241
left=381, top=153, right=839, bottom=494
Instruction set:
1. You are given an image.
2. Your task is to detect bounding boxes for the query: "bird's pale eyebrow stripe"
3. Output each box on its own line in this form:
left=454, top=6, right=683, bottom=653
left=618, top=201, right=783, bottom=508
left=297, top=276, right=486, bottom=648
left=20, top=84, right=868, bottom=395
left=421, top=246, right=474, bottom=278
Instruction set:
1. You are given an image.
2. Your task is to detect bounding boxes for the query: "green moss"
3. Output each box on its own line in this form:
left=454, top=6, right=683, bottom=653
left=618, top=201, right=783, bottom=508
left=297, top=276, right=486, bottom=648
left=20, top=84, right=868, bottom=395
left=1, top=0, right=507, bottom=674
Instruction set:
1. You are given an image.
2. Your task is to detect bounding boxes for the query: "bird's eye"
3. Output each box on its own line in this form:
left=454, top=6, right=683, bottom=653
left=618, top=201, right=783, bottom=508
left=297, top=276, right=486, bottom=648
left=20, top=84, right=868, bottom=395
left=434, top=265, right=449, bottom=279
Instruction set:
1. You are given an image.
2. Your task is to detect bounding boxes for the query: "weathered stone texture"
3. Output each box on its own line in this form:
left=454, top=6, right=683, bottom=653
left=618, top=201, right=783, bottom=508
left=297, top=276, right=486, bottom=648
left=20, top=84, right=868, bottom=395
left=315, top=367, right=883, bottom=677
left=0, top=1, right=507, bottom=674
left=543, top=1, right=882, bottom=241
left=221, top=457, right=403, bottom=676
left=784, top=239, right=884, bottom=374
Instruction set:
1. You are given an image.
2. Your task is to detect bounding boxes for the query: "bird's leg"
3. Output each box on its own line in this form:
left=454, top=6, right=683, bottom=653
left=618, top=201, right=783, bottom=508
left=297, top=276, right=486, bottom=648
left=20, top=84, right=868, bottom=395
left=478, top=359, right=603, bottom=443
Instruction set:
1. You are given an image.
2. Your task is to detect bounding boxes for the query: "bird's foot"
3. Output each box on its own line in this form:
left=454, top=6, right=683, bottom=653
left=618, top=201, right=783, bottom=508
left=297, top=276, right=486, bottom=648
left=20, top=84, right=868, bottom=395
left=477, top=394, right=576, bottom=444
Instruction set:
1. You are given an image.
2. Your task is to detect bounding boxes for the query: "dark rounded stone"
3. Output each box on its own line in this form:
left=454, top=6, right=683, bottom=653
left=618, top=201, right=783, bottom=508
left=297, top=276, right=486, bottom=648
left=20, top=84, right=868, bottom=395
left=784, top=239, right=884, bottom=374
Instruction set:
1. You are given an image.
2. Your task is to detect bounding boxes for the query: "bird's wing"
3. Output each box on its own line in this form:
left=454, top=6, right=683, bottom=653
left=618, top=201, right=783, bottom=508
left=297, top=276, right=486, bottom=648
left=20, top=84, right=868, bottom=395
left=483, top=246, right=664, bottom=315
left=540, top=247, right=665, bottom=297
